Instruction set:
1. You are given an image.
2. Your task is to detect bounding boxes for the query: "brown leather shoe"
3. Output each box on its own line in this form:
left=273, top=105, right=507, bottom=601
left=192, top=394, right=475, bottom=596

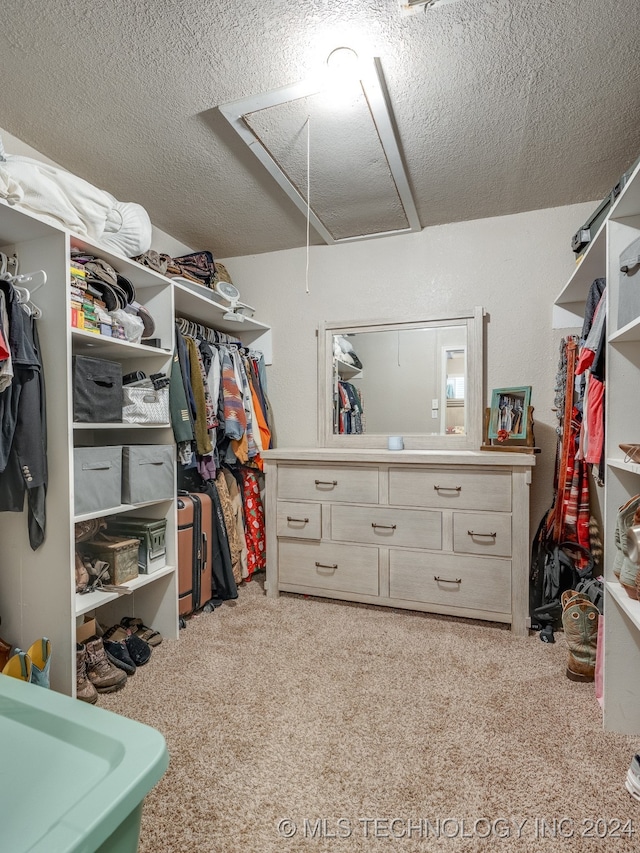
left=84, top=637, right=127, bottom=693
left=76, top=643, right=98, bottom=704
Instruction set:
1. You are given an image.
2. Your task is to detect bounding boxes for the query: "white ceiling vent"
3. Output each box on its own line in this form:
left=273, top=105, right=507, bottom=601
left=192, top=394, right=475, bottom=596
left=218, top=58, right=421, bottom=245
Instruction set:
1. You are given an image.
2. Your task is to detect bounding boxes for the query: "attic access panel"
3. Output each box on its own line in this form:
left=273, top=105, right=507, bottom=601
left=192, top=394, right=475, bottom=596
left=219, top=59, right=420, bottom=244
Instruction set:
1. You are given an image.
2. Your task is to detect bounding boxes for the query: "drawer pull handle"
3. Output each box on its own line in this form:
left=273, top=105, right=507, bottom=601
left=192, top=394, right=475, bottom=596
left=315, top=561, right=338, bottom=570
left=434, top=485, right=462, bottom=492
left=467, top=530, right=497, bottom=538
left=371, top=523, right=397, bottom=530
left=434, top=575, right=462, bottom=584
left=287, top=516, right=309, bottom=523
left=315, top=479, right=338, bottom=486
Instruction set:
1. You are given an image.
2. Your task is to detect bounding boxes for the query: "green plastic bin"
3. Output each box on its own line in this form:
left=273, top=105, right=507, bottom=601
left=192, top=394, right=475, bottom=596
left=0, top=674, right=169, bottom=853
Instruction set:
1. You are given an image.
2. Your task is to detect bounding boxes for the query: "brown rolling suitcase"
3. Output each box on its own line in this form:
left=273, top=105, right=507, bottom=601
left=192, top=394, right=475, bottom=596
left=177, top=491, right=213, bottom=617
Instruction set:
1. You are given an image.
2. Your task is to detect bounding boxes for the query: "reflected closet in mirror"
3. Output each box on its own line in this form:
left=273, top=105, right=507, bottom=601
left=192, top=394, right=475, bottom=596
left=318, top=308, right=484, bottom=450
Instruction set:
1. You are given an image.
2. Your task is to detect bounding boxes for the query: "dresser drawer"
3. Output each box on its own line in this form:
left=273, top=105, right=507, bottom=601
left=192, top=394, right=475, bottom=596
left=276, top=501, right=321, bottom=540
left=331, top=504, right=442, bottom=549
left=278, top=540, right=379, bottom=595
left=388, top=468, right=511, bottom=512
left=389, top=551, right=511, bottom=613
left=278, top=465, right=379, bottom=503
left=453, top=512, right=512, bottom=557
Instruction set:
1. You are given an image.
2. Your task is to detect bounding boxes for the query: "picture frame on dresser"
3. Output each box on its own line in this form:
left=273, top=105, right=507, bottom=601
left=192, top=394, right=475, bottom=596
left=488, top=386, right=532, bottom=441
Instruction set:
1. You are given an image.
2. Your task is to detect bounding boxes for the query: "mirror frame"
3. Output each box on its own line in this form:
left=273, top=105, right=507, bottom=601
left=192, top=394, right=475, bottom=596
left=318, top=307, right=484, bottom=450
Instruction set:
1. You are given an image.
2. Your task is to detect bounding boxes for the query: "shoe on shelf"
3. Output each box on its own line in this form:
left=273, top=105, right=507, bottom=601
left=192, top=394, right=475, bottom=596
left=2, top=651, right=32, bottom=682
left=15, top=638, right=51, bottom=688
left=120, top=616, right=163, bottom=646
left=76, top=643, right=98, bottom=704
left=103, top=639, right=137, bottom=675
left=103, top=624, right=151, bottom=666
left=620, top=444, right=640, bottom=464
left=84, top=637, right=127, bottom=693
left=626, top=754, right=640, bottom=802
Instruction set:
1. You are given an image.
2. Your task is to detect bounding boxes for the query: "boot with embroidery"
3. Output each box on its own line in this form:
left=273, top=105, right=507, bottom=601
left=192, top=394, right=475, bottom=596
left=561, top=589, right=599, bottom=682
left=612, top=495, right=640, bottom=581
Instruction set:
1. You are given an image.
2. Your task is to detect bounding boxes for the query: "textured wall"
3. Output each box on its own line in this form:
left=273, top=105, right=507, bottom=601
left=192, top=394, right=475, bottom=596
left=223, top=201, right=597, bottom=534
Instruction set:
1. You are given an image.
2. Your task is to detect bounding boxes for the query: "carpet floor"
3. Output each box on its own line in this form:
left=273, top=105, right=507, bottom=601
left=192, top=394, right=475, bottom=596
left=100, top=577, right=638, bottom=852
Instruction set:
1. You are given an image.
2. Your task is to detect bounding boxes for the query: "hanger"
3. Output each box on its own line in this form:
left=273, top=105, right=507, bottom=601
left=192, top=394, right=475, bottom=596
left=0, top=253, right=46, bottom=318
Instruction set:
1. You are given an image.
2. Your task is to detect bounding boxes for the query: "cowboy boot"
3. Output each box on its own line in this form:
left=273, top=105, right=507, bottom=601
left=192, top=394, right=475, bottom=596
left=562, top=589, right=599, bottom=682
left=1, top=650, right=33, bottom=682
left=613, top=495, right=640, bottom=580
left=16, top=638, right=51, bottom=688
left=621, top=504, right=640, bottom=599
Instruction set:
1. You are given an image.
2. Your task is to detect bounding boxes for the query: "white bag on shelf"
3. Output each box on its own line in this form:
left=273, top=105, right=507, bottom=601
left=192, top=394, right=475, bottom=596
left=122, top=385, right=169, bottom=424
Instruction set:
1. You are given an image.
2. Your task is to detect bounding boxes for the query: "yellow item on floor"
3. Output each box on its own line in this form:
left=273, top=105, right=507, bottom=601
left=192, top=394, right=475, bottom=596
left=1, top=651, right=32, bottom=682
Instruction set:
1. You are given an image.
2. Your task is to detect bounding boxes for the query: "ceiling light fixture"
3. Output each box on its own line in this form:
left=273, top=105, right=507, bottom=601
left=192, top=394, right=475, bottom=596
left=326, top=46, right=360, bottom=76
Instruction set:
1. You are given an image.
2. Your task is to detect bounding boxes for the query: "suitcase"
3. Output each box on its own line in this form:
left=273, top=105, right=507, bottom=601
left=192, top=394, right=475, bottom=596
left=177, top=492, right=213, bottom=617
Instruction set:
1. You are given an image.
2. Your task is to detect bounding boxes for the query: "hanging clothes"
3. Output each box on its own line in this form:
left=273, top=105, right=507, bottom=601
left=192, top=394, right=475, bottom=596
left=240, top=467, right=266, bottom=579
left=185, top=336, right=213, bottom=456
left=215, top=469, right=243, bottom=584
left=223, top=468, right=248, bottom=580
left=0, top=282, right=47, bottom=550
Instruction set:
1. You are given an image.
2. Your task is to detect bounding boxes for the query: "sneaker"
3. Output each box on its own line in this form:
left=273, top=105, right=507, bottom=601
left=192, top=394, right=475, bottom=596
left=626, top=754, right=640, bottom=802
left=103, top=639, right=136, bottom=675
left=84, top=637, right=127, bottom=693
left=76, top=643, right=98, bottom=704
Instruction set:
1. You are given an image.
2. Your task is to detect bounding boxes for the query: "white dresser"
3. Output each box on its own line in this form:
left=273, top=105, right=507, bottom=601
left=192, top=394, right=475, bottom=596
left=262, top=449, right=535, bottom=636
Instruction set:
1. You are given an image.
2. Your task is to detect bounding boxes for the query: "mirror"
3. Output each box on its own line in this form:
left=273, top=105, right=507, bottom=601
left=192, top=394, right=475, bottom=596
left=318, top=309, right=484, bottom=450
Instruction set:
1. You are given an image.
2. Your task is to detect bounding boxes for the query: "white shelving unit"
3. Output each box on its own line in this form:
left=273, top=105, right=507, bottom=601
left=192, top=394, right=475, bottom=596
left=0, top=201, right=272, bottom=697
left=554, top=157, right=640, bottom=734
left=335, top=357, right=362, bottom=380
left=173, top=279, right=272, bottom=364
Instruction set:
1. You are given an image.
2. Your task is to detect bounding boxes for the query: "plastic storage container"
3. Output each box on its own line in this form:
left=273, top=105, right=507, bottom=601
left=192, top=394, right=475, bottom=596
left=106, top=516, right=167, bottom=573
left=0, top=674, right=168, bottom=853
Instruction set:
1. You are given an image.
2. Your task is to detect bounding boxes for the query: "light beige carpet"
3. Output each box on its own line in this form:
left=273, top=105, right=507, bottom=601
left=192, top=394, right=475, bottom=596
left=101, top=578, right=638, bottom=852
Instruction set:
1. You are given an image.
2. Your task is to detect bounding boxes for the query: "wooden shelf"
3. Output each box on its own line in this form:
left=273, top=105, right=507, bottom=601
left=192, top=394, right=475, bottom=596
left=74, top=497, right=173, bottom=524
left=75, top=564, right=176, bottom=616
left=607, top=581, right=640, bottom=633
left=609, top=314, right=640, bottom=344
left=73, top=422, right=171, bottom=430
left=335, top=358, right=362, bottom=379
left=71, top=328, right=171, bottom=358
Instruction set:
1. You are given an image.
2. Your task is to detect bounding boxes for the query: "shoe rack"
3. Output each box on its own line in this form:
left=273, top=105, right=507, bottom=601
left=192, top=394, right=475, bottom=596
left=0, top=201, right=272, bottom=697
left=554, top=157, right=640, bottom=734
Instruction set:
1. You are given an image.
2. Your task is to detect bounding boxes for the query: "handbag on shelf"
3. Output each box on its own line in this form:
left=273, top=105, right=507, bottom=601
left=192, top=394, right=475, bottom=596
left=122, top=384, right=169, bottom=424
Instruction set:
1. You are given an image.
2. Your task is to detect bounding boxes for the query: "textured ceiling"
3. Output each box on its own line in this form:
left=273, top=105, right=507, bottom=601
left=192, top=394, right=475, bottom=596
left=1, top=0, right=639, bottom=257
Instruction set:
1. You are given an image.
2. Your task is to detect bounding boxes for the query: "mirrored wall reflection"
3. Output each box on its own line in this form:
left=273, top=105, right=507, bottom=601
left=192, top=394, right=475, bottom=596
left=333, top=325, right=467, bottom=436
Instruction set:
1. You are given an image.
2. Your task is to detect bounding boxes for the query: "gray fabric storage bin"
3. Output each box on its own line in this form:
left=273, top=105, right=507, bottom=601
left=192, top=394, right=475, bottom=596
left=618, top=236, right=640, bottom=330
left=74, top=446, right=123, bottom=516
left=73, top=355, right=123, bottom=423
left=122, top=445, right=174, bottom=504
